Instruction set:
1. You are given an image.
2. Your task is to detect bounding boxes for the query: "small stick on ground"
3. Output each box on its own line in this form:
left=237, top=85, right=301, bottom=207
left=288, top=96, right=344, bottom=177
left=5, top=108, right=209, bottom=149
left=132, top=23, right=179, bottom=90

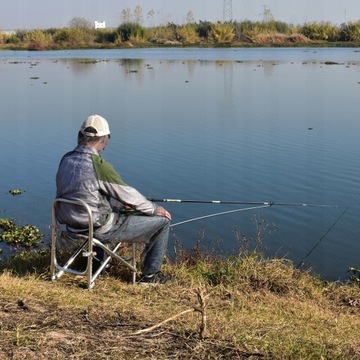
left=131, top=308, right=194, bottom=335
left=131, top=286, right=210, bottom=338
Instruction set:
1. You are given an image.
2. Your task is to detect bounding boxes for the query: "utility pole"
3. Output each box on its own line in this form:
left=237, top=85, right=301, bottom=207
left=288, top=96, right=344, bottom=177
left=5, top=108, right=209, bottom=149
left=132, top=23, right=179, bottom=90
left=223, top=0, right=233, bottom=22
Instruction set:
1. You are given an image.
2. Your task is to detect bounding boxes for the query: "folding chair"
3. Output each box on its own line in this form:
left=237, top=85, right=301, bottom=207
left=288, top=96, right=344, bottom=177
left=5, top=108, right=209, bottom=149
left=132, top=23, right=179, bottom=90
left=50, top=198, right=137, bottom=289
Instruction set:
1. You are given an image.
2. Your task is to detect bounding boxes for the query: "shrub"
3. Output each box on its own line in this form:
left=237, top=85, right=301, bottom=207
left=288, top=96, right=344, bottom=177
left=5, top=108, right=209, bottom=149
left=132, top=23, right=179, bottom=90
left=4, top=34, right=20, bottom=44
left=233, top=20, right=273, bottom=41
left=300, top=21, right=340, bottom=41
left=117, top=22, right=146, bottom=42
left=53, top=29, right=70, bottom=43
left=146, top=25, right=177, bottom=44
left=53, top=28, right=95, bottom=45
left=195, top=21, right=213, bottom=39
left=339, top=21, right=360, bottom=41
left=209, top=22, right=235, bottom=44
left=23, top=29, right=53, bottom=49
left=94, top=29, right=118, bottom=44
left=175, top=24, right=199, bottom=44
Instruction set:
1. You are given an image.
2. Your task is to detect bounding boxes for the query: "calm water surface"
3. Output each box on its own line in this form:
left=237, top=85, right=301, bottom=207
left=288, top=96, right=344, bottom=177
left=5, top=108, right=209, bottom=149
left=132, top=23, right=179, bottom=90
left=1, top=48, right=359, bottom=281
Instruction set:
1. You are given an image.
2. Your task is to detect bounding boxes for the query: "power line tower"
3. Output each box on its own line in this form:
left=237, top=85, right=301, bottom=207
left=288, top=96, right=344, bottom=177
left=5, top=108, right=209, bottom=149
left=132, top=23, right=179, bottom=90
left=223, top=0, right=233, bottom=22
left=261, top=5, right=275, bottom=22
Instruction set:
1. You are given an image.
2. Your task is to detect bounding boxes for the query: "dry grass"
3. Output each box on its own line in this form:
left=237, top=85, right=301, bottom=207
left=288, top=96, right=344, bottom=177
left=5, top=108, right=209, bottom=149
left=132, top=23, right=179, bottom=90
left=252, top=33, right=311, bottom=44
left=0, top=253, right=359, bottom=359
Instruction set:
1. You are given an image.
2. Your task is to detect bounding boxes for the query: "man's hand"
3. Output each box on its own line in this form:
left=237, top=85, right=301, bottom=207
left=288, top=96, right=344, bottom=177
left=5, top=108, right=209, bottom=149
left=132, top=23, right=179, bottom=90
left=155, top=206, right=172, bottom=220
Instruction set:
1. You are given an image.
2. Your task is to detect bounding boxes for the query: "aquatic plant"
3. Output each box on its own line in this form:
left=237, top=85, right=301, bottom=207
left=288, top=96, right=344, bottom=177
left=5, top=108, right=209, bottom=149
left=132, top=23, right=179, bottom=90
left=0, top=218, right=43, bottom=251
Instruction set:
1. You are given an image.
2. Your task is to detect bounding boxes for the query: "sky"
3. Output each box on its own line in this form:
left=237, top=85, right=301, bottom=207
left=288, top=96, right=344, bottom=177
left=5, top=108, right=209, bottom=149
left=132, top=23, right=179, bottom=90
left=1, top=0, right=360, bottom=30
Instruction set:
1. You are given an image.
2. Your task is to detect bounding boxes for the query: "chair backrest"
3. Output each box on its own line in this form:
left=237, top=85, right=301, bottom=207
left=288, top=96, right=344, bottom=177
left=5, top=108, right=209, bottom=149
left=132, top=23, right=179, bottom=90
left=52, top=197, right=94, bottom=240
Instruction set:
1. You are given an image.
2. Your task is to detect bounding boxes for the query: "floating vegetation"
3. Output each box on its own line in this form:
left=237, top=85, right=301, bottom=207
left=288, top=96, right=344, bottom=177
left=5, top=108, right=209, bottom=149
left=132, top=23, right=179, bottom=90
left=78, top=59, right=99, bottom=64
left=126, top=69, right=138, bottom=73
left=323, top=61, right=342, bottom=65
left=8, top=189, right=22, bottom=196
left=0, top=219, right=43, bottom=250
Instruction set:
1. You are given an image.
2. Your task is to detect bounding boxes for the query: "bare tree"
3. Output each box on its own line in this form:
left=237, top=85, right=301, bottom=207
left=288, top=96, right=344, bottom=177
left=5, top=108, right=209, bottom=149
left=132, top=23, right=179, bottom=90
left=120, top=8, right=131, bottom=23
left=134, top=5, right=144, bottom=25
left=147, top=9, right=156, bottom=27
left=68, top=17, right=92, bottom=29
left=186, top=10, right=195, bottom=24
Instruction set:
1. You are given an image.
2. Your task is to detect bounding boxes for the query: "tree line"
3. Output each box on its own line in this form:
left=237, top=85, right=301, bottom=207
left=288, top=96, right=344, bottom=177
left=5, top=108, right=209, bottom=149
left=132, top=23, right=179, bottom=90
left=1, top=17, right=360, bottom=50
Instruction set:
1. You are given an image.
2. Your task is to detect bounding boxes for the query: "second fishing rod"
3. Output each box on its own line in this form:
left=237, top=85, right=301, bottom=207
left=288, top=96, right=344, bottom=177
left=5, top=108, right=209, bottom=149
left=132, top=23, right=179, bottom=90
left=147, top=197, right=341, bottom=208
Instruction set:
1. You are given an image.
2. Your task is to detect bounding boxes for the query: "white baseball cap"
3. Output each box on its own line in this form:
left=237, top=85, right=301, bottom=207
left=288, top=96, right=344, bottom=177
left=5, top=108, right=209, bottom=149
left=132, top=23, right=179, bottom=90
left=80, top=114, right=110, bottom=137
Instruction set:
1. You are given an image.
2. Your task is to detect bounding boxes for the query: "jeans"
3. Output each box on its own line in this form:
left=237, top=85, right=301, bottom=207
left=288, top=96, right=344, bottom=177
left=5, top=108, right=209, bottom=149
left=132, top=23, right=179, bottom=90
left=94, top=213, right=170, bottom=275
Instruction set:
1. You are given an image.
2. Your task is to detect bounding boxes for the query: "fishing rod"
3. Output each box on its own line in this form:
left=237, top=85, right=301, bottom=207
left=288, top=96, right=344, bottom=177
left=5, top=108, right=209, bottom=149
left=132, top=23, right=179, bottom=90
left=151, top=197, right=348, bottom=270
left=148, top=198, right=341, bottom=208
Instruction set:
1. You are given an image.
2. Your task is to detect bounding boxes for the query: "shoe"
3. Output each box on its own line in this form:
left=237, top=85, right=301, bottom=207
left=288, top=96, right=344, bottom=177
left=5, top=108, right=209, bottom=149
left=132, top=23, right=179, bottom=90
left=138, top=272, right=172, bottom=286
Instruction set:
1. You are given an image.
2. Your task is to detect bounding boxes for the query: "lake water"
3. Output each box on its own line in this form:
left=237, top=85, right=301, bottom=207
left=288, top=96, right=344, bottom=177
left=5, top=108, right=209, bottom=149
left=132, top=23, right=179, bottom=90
left=1, top=47, right=359, bottom=281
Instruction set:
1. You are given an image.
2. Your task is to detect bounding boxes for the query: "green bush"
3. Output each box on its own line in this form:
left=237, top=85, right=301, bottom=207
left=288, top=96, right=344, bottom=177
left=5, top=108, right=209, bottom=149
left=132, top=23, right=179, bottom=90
left=176, top=24, right=199, bottom=44
left=22, top=29, right=53, bottom=49
left=273, top=20, right=291, bottom=34
left=195, top=21, right=213, bottom=39
left=300, top=22, right=340, bottom=41
left=146, top=25, right=177, bottom=44
left=53, top=28, right=95, bottom=45
left=210, top=22, right=235, bottom=44
left=117, top=22, right=146, bottom=42
left=94, top=29, right=118, bottom=44
left=53, top=29, right=70, bottom=43
left=5, top=34, right=20, bottom=44
left=339, top=21, right=360, bottom=41
left=233, top=20, right=272, bottom=40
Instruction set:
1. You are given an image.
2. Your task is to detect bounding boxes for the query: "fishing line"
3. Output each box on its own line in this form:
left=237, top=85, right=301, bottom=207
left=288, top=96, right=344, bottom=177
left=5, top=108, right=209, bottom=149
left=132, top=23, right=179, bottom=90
left=296, top=206, right=349, bottom=269
left=170, top=204, right=271, bottom=228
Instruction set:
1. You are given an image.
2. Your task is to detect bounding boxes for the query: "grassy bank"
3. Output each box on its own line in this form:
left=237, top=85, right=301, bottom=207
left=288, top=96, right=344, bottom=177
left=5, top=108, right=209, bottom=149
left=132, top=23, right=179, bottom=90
left=2, top=19, right=360, bottom=51
left=0, top=251, right=359, bottom=359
